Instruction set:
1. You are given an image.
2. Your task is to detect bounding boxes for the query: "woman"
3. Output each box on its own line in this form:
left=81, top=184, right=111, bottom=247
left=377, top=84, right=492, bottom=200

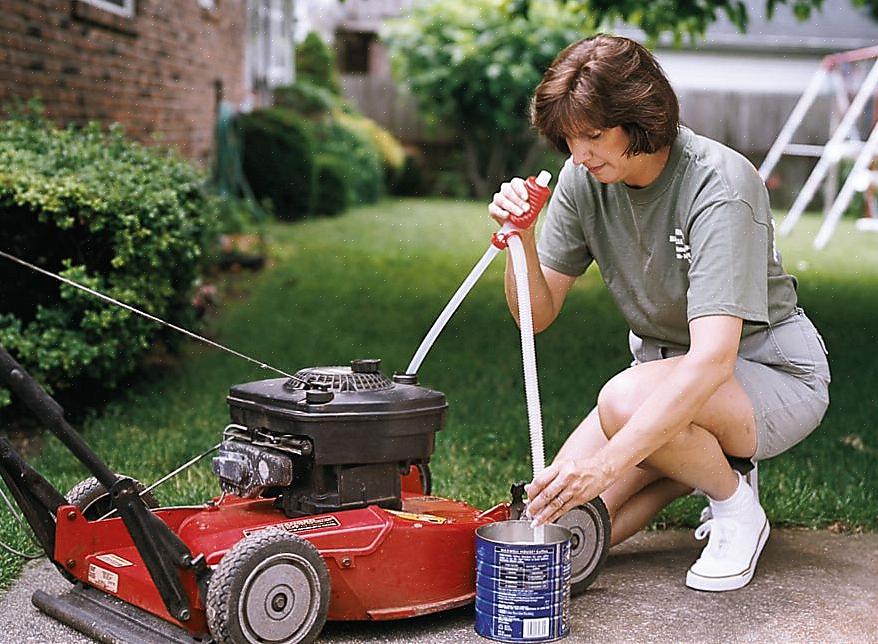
left=490, top=34, right=830, bottom=592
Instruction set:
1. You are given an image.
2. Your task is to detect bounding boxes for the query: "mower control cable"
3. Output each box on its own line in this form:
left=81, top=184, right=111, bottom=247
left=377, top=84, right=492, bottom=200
left=97, top=440, right=222, bottom=521
left=0, top=484, right=44, bottom=560
left=0, top=252, right=291, bottom=561
left=0, top=439, right=223, bottom=557
left=0, top=250, right=296, bottom=379
left=0, top=252, right=284, bottom=563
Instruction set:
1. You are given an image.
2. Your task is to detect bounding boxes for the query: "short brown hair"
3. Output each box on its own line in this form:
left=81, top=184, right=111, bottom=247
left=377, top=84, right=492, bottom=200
left=531, top=34, right=679, bottom=157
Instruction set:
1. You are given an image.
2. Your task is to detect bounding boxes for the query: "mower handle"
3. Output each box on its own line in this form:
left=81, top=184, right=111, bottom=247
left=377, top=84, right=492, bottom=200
left=0, top=345, right=206, bottom=622
left=0, top=346, right=119, bottom=487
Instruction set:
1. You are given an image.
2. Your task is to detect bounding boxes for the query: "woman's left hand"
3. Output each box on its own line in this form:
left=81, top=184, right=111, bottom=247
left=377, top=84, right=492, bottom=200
left=524, top=457, right=614, bottom=527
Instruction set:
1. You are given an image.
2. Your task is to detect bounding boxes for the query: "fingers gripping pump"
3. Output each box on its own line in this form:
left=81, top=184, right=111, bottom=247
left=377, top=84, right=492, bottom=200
left=406, top=171, right=553, bottom=539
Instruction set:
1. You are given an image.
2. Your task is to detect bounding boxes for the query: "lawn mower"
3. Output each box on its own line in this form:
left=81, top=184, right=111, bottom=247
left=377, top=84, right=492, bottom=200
left=0, top=171, right=612, bottom=643
left=0, top=352, right=610, bottom=644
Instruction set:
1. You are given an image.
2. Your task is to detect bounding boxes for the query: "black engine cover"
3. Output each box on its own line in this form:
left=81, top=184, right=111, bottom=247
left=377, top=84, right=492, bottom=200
left=226, top=364, right=447, bottom=465
left=222, top=361, right=446, bottom=516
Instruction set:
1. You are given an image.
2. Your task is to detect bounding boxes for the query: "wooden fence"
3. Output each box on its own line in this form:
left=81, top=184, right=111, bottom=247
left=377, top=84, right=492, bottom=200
left=343, top=74, right=852, bottom=207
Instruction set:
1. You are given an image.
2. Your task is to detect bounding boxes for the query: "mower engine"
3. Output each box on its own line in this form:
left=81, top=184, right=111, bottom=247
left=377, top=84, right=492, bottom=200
left=213, top=358, right=445, bottom=516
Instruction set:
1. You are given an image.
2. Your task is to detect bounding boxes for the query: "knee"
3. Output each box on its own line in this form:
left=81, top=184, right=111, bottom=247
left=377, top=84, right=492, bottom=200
left=597, top=371, right=643, bottom=438
left=663, top=423, right=700, bottom=448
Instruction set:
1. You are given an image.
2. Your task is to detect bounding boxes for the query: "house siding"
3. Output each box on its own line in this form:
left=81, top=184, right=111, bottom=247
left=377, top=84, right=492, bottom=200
left=0, top=0, right=248, bottom=165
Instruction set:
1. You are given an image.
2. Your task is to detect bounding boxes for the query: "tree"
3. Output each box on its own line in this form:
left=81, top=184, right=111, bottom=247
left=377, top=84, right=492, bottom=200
left=384, top=0, right=877, bottom=197
left=540, top=0, right=878, bottom=42
left=382, top=0, right=590, bottom=197
left=296, top=32, right=341, bottom=95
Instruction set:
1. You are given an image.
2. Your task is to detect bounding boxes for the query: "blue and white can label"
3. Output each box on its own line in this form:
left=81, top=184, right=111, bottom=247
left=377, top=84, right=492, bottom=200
left=475, top=521, right=572, bottom=642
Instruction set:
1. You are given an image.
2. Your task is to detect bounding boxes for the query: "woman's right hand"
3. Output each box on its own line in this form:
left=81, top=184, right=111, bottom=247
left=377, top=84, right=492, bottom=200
left=488, top=177, right=530, bottom=226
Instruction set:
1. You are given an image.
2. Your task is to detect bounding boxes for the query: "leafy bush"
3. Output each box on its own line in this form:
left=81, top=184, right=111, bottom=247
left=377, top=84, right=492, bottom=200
left=238, top=109, right=316, bottom=220
left=0, top=111, right=218, bottom=409
left=267, top=98, right=405, bottom=204
left=249, top=28, right=407, bottom=216
left=237, top=106, right=384, bottom=214
left=313, top=156, right=349, bottom=216
left=393, top=153, right=426, bottom=196
left=273, top=80, right=340, bottom=117
left=213, top=195, right=269, bottom=235
left=334, top=111, right=406, bottom=188
left=309, top=119, right=383, bottom=206
left=431, top=169, right=473, bottom=199
left=210, top=100, right=271, bottom=234
left=382, top=0, right=587, bottom=196
left=296, top=32, right=341, bottom=95
left=273, top=32, right=407, bottom=210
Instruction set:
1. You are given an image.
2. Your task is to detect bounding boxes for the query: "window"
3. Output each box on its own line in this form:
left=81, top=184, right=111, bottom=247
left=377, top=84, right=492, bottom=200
left=77, top=0, right=135, bottom=18
left=336, top=30, right=375, bottom=75
left=247, top=0, right=295, bottom=93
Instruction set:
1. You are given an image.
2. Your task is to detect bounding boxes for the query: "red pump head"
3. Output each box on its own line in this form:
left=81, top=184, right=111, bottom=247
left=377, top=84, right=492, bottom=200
left=510, top=171, right=552, bottom=228
left=492, top=171, right=552, bottom=249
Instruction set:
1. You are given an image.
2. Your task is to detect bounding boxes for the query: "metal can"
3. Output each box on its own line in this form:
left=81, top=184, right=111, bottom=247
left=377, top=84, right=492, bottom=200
left=475, top=520, right=572, bottom=642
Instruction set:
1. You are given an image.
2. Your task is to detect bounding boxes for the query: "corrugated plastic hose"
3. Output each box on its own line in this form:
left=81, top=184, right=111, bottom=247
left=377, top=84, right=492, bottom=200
left=407, top=171, right=553, bottom=542
left=507, top=234, right=547, bottom=543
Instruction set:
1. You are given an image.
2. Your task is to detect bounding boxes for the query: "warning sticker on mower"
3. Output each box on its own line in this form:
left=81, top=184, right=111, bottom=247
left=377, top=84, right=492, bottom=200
left=95, top=553, right=133, bottom=568
left=244, top=516, right=341, bottom=537
left=88, top=564, right=119, bottom=593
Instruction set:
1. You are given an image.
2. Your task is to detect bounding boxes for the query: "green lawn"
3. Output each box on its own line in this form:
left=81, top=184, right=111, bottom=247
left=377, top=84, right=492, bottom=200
left=1, top=198, right=876, bottom=588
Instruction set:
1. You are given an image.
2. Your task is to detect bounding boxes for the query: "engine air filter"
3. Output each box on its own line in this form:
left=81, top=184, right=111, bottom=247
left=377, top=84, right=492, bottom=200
left=284, top=360, right=392, bottom=393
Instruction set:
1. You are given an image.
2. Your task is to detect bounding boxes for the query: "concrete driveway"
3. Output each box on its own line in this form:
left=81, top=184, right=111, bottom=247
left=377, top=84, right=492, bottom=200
left=1, top=528, right=875, bottom=643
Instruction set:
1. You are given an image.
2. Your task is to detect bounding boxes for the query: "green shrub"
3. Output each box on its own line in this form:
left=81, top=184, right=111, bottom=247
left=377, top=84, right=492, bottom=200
left=0, top=112, right=218, bottom=409
left=431, top=168, right=472, bottom=199
left=394, top=153, right=426, bottom=196
left=309, top=119, right=383, bottom=205
left=210, top=100, right=272, bottom=233
left=382, top=0, right=587, bottom=196
left=238, top=109, right=315, bottom=220
left=313, top=156, right=349, bottom=216
left=334, top=111, right=405, bottom=188
left=273, top=81, right=340, bottom=117
left=296, top=32, right=341, bottom=95
left=213, top=195, right=269, bottom=235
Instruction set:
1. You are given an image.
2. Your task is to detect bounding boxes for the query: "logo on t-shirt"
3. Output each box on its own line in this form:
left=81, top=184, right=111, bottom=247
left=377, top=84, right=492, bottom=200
left=669, top=228, right=692, bottom=262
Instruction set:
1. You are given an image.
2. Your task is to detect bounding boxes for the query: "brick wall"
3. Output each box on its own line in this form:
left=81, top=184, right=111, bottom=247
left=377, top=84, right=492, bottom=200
left=0, top=0, right=248, bottom=165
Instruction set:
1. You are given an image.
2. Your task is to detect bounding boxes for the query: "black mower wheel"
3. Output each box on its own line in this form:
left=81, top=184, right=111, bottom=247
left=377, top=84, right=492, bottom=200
left=416, top=462, right=432, bottom=495
left=557, top=497, right=611, bottom=596
left=65, top=476, right=159, bottom=520
left=206, top=527, right=331, bottom=644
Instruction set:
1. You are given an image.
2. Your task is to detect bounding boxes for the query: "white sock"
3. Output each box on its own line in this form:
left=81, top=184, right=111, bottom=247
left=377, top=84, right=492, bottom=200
left=708, top=472, right=752, bottom=517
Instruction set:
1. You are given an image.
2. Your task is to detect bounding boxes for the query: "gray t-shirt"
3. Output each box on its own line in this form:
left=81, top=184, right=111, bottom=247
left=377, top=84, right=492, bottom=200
left=537, top=126, right=798, bottom=348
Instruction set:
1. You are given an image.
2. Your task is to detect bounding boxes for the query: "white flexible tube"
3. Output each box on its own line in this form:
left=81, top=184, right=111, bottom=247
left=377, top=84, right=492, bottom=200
left=406, top=244, right=501, bottom=375
left=507, top=234, right=546, bottom=543
left=403, top=189, right=550, bottom=543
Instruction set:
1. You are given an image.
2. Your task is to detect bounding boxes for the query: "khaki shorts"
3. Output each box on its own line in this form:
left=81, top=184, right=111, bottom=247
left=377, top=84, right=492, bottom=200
left=629, top=308, right=830, bottom=461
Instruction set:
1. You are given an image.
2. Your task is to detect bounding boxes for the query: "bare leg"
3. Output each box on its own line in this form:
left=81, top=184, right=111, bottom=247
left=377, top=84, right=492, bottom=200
left=547, top=355, right=756, bottom=544
left=610, top=477, right=692, bottom=546
left=553, top=408, right=670, bottom=545
left=555, top=409, right=662, bottom=511
left=546, top=356, right=765, bottom=591
left=553, top=408, right=606, bottom=462
left=597, top=356, right=757, bottom=501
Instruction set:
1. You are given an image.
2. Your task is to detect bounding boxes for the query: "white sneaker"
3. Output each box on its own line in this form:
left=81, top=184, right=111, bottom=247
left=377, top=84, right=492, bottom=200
left=698, top=504, right=712, bottom=523
left=685, top=478, right=770, bottom=592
